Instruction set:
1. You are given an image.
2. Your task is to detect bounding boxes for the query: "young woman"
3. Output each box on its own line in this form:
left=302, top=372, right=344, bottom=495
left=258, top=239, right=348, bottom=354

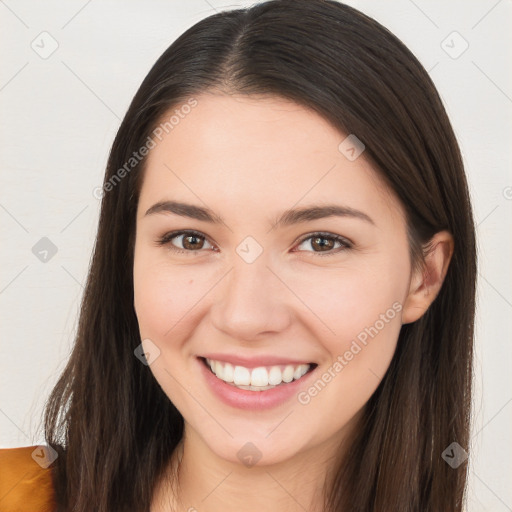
left=0, top=0, right=476, bottom=510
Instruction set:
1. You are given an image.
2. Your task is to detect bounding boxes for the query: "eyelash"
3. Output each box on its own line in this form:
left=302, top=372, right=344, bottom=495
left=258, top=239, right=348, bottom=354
left=155, top=229, right=352, bottom=257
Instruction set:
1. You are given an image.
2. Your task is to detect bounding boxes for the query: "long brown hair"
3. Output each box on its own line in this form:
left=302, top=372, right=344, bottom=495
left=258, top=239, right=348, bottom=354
left=43, top=1, right=476, bottom=510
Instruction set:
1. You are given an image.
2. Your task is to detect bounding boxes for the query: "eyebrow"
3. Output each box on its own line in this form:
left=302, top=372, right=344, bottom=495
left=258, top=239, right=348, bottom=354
left=144, top=200, right=375, bottom=228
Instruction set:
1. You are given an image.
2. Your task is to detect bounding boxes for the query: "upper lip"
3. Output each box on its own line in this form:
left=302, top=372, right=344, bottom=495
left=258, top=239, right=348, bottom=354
left=199, top=354, right=316, bottom=369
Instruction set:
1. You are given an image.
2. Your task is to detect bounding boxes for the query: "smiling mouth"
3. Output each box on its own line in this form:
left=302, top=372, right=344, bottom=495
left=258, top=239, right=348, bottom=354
left=199, top=356, right=318, bottom=391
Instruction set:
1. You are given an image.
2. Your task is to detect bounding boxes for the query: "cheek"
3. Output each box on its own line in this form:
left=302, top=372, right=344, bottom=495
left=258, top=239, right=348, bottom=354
left=291, top=258, right=407, bottom=348
left=335, top=277, right=403, bottom=351
left=133, top=251, right=223, bottom=349
left=133, top=247, right=195, bottom=339
left=294, top=258, right=407, bottom=421
left=290, top=259, right=406, bottom=405
left=132, top=257, right=203, bottom=405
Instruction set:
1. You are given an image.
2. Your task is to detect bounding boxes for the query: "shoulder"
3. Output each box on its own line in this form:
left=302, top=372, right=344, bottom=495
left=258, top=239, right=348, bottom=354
left=0, top=445, right=57, bottom=512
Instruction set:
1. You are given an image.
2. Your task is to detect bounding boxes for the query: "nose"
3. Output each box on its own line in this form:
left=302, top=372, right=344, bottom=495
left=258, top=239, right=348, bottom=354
left=209, top=251, right=292, bottom=341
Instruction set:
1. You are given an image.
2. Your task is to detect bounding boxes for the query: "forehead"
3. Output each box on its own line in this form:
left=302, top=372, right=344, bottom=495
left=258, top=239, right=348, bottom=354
left=137, top=92, right=405, bottom=227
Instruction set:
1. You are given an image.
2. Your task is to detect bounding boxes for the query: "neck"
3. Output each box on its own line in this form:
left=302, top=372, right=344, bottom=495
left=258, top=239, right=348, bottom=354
left=151, top=422, right=355, bottom=512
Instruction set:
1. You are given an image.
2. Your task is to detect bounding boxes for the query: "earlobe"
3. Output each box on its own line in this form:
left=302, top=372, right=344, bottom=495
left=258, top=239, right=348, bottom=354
left=401, top=231, right=454, bottom=324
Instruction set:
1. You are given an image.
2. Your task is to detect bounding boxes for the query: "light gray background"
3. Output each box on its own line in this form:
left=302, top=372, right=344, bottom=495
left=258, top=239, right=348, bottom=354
left=0, top=1, right=511, bottom=510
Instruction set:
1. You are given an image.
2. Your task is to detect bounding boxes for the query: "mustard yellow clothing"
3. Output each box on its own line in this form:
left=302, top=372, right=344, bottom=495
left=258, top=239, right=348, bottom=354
left=0, top=446, right=56, bottom=512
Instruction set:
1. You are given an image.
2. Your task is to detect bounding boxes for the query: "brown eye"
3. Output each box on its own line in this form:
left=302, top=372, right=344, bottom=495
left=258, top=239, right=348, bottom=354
left=295, top=232, right=351, bottom=256
left=156, top=230, right=351, bottom=257
left=181, top=233, right=206, bottom=250
left=157, top=230, right=215, bottom=254
left=311, top=236, right=335, bottom=252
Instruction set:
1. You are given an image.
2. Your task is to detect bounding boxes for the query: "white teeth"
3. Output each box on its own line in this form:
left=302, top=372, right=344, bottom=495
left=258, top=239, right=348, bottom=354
left=233, top=365, right=251, bottom=385
left=227, top=383, right=277, bottom=391
left=205, top=358, right=312, bottom=390
left=251, top=367, right=269, bottom=386
left=282, top=365, right=295, bottom=383
left=223, top=362, right=234, bottom=383
left=294, top=364, right=309, bottom=380
left=268, top=366, right=282, bottom=386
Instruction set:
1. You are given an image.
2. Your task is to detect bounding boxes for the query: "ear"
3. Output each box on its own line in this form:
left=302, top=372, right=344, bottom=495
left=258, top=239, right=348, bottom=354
left=401, top=230, right=454, bottom=324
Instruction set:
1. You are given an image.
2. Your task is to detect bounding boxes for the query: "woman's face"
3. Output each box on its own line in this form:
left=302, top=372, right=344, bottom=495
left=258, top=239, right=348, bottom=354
left=133, top=92, right=414, bottom=466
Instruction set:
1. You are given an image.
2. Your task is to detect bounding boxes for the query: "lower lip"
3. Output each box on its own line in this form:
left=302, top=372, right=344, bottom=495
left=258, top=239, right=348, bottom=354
left=197, top=357, right=317, bottom=410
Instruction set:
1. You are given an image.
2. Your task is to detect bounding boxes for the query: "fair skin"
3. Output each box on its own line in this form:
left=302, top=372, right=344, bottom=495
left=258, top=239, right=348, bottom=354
left=132, top=92, right=453, bottom=511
